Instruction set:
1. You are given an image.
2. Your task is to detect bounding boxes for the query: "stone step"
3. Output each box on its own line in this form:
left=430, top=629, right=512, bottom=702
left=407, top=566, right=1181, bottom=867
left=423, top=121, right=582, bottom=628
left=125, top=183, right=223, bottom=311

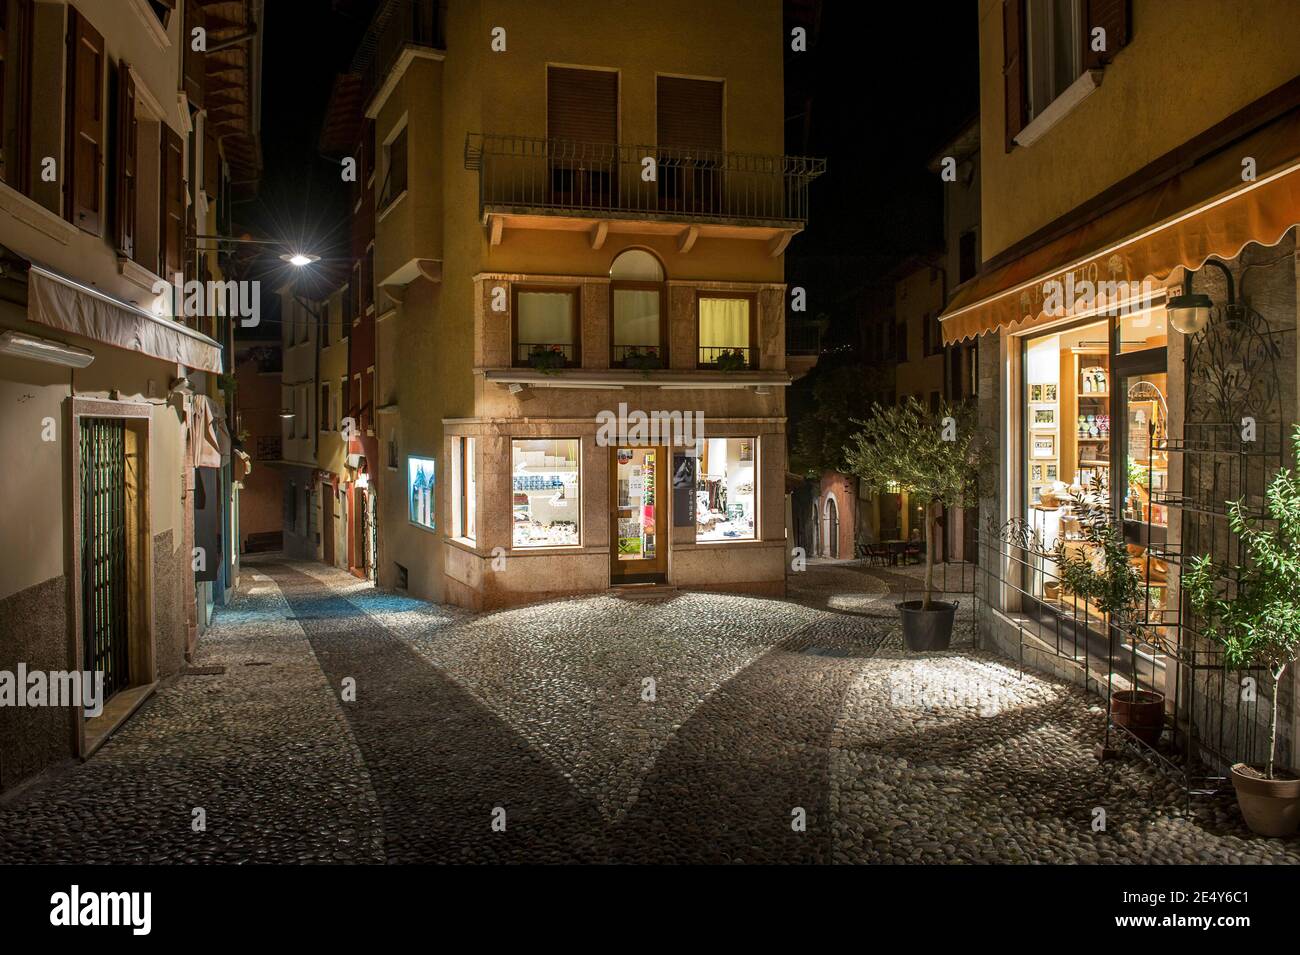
left=608, top=583, right=679, bottom=601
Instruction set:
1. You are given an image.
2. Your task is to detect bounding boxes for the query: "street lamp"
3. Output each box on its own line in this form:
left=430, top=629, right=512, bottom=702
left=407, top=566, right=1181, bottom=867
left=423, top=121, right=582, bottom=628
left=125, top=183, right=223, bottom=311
left=280, top=252, right=321, bottom=267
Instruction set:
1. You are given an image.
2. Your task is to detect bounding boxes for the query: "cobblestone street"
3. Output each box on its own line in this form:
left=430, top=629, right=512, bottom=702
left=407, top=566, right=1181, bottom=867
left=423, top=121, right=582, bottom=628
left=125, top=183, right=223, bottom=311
left=2, top=557, right=1297, bottom=864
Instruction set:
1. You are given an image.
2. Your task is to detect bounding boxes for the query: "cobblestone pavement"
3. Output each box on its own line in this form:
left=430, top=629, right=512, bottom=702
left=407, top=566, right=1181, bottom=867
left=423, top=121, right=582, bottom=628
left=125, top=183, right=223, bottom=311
left=2, top=556, right=1297, bottom=864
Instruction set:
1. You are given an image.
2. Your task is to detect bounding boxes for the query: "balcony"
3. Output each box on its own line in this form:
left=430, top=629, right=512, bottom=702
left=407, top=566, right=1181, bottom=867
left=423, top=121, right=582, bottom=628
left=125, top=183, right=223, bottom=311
left=465, top=134, right=826, bottom=254
left=359, top=0, right=445, bottom=109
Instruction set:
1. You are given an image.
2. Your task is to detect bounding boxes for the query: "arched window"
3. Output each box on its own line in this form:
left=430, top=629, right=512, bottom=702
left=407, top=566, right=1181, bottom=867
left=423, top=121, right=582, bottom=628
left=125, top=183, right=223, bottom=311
left=610, top=250, right=665, bottom=367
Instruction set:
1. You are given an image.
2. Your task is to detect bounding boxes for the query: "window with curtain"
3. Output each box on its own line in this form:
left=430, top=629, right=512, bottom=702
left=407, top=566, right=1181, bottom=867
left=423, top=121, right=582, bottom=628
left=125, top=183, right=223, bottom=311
left=611, top=250, right=664, bottom=365
left=698, top=296, right=752, bottom=367
left=515, top=288, right=578, bottom=366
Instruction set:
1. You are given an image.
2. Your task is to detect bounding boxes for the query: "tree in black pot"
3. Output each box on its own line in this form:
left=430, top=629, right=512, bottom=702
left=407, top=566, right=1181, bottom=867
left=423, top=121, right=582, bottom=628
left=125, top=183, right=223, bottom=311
left=1183, top=424, right=1300, bottom=837
left=845, top=397, right=988, bottom=651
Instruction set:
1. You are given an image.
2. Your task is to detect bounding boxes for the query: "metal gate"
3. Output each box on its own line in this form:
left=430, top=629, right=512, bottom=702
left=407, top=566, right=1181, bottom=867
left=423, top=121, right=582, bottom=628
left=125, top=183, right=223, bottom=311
left=80, top=417, right=129, bottom=701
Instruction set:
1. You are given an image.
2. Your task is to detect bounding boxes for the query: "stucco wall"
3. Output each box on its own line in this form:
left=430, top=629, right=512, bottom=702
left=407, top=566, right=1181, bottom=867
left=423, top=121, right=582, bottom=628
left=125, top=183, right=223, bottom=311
left=977, top=0, right=1300, bottom=260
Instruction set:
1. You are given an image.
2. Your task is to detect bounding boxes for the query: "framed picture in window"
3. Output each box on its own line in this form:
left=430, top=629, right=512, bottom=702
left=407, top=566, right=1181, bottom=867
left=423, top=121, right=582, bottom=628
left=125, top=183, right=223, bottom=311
left=1046, top=464, right=1058, bottom=481
left=1029, top=384, right=1044, bottom=402
left=1043, top=384, right=1058, bottom=401
left=1032, top=435, right=1056, bottom=459
left=1031, top=464, right=1043, bottom=482
left=1032, top=406, right=1056, bottom=429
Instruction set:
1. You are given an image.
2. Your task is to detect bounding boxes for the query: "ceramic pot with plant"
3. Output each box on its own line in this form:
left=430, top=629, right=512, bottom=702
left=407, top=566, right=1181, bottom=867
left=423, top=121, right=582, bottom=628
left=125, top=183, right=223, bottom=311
left=1051, top=482, right=1165, bottom=747
left=1183, top=425, right=1300, bottom=837
left=845, top=398, right=989, bottom=651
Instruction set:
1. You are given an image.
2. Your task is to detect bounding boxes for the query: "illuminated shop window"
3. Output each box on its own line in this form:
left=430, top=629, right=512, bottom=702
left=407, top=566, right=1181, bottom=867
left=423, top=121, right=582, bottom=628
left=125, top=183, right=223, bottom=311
left=696, top=437, right=756, bottom=542
left=511, top=438, right=579, bottom=548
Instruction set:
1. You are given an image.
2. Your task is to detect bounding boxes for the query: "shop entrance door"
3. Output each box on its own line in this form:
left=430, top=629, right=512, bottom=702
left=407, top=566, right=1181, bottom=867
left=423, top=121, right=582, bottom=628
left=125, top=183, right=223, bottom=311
left=610, top=446, right=668, bottom=584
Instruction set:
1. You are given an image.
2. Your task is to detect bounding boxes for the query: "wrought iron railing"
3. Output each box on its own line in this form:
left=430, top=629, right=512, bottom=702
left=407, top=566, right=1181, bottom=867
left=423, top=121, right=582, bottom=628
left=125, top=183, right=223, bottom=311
left=611, top=344, right=664, bottom=367
left=515, top=342, right=576, bottom=368
left=360, top=0, right=445, bottom=105
left=466, top=133, right=825, bottom=225
left=698, top=345, right=756, bottom=369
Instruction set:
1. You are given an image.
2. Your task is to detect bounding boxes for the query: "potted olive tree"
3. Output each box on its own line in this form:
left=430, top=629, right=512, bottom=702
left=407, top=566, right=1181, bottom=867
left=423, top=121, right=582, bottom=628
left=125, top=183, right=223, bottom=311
left=845, top=398, right=987, bottom=651
left=1052, top=483, right=1164, bottom=746
left=1183, top=425, right=1300, bottom=837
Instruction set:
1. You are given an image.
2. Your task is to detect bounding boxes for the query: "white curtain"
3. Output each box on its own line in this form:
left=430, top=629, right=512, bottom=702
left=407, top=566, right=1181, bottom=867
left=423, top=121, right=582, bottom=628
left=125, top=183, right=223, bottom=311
left=613, top=289, right=660, bottom=346
left=517, top=291, right=574, bottom=344
left=699, top=297, right=750, bottom=349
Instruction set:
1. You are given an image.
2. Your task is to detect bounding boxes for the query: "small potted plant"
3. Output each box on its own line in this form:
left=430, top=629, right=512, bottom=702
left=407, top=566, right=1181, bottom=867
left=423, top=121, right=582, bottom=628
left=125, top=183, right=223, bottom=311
left=715, top=348, right=749, bottom=372
left=1052, top=482, right=1164, bottom=746
left=528, top=344, right=567, bottom=375
left=1183, top=424, right=1300, bottom=837
left=623, top=346, right=662, bottom=374
left=845, top=398, right=988, bottom=651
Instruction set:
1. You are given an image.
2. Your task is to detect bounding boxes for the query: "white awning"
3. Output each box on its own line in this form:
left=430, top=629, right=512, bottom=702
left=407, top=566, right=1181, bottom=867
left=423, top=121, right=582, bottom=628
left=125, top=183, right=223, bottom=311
left=27, top=264, right=223, bottom=372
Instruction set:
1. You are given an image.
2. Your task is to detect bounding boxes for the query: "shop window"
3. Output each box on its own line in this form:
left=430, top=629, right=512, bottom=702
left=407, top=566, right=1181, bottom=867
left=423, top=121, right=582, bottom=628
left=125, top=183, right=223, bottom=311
left=452, top=436, right=476, bottom=542
left=1118, top=301, right=1169, bottom=354
left=1024, top=0, right=1081, bottom=122
left=513, top=287, right=578, bottom=368
left=407, top=455, right=436, bottom=531
left=610, top=250, right=664, bottom=366
left=697, top=294, right=754, bottom=368
left=696, top=437, right=757, bottom=542
left=1023, top=319, right=1109, bottom=606
left=511, top=438, right=579, bottom=548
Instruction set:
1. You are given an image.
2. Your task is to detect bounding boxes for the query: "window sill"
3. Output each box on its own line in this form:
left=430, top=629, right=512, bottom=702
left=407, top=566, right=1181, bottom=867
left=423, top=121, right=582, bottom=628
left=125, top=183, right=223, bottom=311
left=127, top=0, right=172, bottom=49
left=0, top=183, right=77, bottom=245
left=118, top=257, right=164, bottom=293
left=1015, top=70, right=1104, bottom=149
left=377, top=189, right=408, bottom=223
left=409, top=520, right=438, bottom=535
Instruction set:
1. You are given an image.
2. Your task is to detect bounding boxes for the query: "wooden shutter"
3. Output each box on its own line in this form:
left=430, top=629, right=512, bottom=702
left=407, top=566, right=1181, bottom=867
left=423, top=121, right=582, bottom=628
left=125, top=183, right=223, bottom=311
left=546, top=67, right=617, bottom=143
left=113, top=60, right=136, bottom=257
left=656, top=77, right=723, bottom=150
left=0, top=0, right=33, bottom=192
left=160, top=125, right=184, bottom=279
left=65, top=6, right=105, bottom=234
left=1082, top=0, right=1130, bottom=69
left=182, top=0, right=205, bottom=108
left=1001, top=0, right=1025, bottom=152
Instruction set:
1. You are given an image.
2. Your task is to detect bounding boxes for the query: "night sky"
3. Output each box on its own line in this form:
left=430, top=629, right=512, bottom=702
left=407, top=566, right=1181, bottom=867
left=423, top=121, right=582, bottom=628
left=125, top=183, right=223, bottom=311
left=243, top=1, right=978, bottom=340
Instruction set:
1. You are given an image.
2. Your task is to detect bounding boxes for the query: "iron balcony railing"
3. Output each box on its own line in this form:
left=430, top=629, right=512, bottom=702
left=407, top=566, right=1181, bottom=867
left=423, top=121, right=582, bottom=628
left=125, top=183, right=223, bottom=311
left=698, top=345, right=757, bottom=369
left=515, top=342, right=577, bottom=368
left=360, top=0, right=445, bottom=106
left=466, top=133, right=826, bottom=226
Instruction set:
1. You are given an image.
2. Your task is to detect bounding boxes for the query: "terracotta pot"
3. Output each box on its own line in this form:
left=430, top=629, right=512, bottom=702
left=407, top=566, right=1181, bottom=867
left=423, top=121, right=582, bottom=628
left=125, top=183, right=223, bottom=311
left=1230, top=764, right=1300, bottom=838
left=1110, top=689, right=1164, bottom=747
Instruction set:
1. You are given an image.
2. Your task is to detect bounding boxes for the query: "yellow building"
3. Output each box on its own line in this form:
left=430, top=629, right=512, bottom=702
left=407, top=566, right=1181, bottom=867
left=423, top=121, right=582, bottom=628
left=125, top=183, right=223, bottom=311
left=0, top=0, right=258, bottom=789
left=944, top=1, right=1300, bottom=769
left=316, top=284, right=351, bottom=570
left=345, top=0, right=821, bottom=608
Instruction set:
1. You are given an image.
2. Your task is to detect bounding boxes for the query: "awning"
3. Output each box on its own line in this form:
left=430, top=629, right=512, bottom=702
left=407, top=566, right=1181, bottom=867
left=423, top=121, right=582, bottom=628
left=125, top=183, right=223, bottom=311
left=190, top=395, right=231, bottom=469
left=27, top=264, right=224, bottom=372
left=941, top=108, right=1300, bottom=343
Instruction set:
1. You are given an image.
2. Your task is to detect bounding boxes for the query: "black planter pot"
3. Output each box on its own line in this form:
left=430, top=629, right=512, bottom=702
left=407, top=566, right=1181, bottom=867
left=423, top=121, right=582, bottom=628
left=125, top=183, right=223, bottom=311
left=897, top=599, right=957, bottom=651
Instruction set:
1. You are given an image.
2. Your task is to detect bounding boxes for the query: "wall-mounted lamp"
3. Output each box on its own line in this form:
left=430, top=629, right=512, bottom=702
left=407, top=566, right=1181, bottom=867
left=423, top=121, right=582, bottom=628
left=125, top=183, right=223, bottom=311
left=1168, top=258, right=1235, bottom=336
left=0, top=329, right=94, bottom=368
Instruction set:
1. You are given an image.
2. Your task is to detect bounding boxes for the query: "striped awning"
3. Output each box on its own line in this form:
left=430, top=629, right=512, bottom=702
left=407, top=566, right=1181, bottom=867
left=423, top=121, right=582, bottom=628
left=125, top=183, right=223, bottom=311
left=941, top=107, right=1300, bottom=343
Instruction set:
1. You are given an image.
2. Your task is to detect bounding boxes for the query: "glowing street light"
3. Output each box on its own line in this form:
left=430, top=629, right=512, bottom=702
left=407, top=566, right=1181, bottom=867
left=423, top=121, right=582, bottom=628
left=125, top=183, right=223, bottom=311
left=280, top=252, right=320, bottom=267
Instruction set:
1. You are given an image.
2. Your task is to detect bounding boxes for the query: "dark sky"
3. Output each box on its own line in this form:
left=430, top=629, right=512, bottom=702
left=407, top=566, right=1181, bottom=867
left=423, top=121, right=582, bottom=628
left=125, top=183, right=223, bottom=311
left=238, top=0, right=371, bottom=320
left=786, top=1, right=980, bottom=336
